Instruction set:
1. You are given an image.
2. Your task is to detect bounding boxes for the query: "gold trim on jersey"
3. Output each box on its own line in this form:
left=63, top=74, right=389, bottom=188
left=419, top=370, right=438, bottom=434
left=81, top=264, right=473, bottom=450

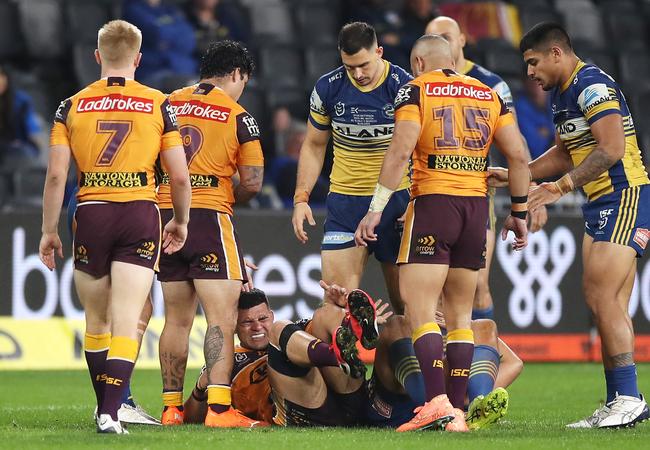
left=346, top=59, right=390, bottom=92
left=217, top=213, right=244, bottom=280
left=561, top=60, right=586, bottom=92
left=611, top=186, right=640, bottom=246
left=397, top=199, right=416, bottom=264
left=310, top=110, right=330, bottom=126
left=460, top=60, right=474, bottom=75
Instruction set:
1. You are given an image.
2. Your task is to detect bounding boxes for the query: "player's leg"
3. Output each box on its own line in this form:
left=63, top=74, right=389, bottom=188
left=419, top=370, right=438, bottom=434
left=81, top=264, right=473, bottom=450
left=159, top=281, right=197, bottom=425
left=472, top=227, right=495, bottom=319
left=380, top=263, right=403, bottom=314
left=494, top=338, right=523, bottom=389
left=321, top=247, right=368, bottom=297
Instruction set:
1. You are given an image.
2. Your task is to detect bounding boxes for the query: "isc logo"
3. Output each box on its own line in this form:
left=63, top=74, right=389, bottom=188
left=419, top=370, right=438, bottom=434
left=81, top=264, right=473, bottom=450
left=450, top=368, right=469, bottom=377
left=432, top=359, right=444, bottom=368
left=96, top=373, right=123, bottom=386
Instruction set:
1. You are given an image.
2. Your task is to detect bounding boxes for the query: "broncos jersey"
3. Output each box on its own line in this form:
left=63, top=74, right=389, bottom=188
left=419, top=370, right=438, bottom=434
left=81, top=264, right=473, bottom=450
left=462, top=60, right=514, bottom=113
left=231, top=346, right=273, bottom=423
left=309, top=60, right=412, bottom=195
left=551, top=61, right=649, bottom=201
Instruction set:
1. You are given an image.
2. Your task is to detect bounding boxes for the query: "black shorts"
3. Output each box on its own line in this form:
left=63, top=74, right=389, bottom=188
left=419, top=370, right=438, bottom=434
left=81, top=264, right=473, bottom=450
left=397, top=194, right=488, bottom=269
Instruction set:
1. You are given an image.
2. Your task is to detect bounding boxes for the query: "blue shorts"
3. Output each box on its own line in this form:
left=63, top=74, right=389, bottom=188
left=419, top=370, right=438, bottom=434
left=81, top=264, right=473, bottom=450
left=67, top=186, right=79, bottom=239
left=364, top=373, right=417, bottom=428
left=322, top=189, right=409, bottom=263
left=583, top=185, right=650, bottom=257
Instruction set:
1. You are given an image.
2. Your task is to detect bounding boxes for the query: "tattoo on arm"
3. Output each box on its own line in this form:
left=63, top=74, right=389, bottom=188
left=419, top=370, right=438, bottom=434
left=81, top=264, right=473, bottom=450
left=568, top=146, right=617, bottom=189
left=611, top=352, right=634, bottom=367
left=235, top=166, right=263, bottom=203
left=161, top=351, right=188, bottom=390
left=204, top=325, right=225, bottom=375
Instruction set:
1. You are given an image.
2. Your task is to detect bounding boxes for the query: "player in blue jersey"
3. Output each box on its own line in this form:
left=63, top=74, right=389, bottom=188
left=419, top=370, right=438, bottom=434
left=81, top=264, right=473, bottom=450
left=492, top=22, right=650, bottom=428
left=291, top=22, right=412, bottom=313
left=425, top=16, right=548, bottom=321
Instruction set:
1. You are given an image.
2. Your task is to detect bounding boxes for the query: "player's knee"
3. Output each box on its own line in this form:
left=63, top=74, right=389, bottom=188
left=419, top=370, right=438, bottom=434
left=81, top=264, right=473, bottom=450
left=471, top=319, right=497, bottom=345
left=270, top=320, right=293, bottom=347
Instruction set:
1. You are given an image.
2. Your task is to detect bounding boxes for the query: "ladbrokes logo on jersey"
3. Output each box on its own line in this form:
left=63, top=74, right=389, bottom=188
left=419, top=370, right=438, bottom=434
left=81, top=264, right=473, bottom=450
left=425, top=82, right=493, bottom=101
left=77, top=94, right=154, bottom=113
left=171, top=100, right=231, bottom=122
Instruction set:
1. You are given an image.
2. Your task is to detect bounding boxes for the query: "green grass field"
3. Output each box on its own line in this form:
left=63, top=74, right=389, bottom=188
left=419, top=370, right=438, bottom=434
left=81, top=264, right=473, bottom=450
left=1, top=364, right=649, bottom=449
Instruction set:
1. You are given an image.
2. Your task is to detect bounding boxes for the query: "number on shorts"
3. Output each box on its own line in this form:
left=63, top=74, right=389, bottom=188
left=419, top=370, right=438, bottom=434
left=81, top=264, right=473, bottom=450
left=95, top=120, right=132, bottom=166
left=179, top=124, right=204, bottom=165
left=432, top=106, right=491, bottom=151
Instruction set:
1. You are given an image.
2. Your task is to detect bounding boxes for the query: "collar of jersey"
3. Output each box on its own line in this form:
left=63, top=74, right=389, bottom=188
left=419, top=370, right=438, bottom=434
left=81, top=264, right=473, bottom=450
left=347, top=59, right=389, bottom=92
left=461, top=59, right=474, bottom=75
left=560, top=59, right=585, bottom=92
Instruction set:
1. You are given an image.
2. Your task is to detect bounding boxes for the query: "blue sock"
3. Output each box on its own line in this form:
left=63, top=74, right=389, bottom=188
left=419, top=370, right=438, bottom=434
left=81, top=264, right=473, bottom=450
left=120, top=382, right=135, bottom=407
left=605, top=365, right=639, bottom=403
left=389, top=338, right=426, bottom=405
left=467, top=344, right=500, bottom=403
left=472, top=306, right=494, bottom=320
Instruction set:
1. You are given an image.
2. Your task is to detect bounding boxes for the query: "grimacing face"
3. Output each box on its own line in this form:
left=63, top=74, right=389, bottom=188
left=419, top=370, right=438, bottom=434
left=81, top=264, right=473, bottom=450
left=340, top=46, right=384, bottom=87
left=236, top=303, right=274, bottom=351
left=523, top=48, right=560, bottom=91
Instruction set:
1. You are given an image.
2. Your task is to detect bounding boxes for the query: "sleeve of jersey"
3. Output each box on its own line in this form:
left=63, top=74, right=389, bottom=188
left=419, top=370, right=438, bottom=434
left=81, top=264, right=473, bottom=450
left=160, top=98, right=182, bottom=151
left=577, top=77, right=621, bottom=125
left=308, top=82, right=330, bottom=130
left=236, top=112, right=264, bottom=166
left=393, top=83, right=421, bottom=123
left=495, top=93, right=515, bottom=130
left=493, top=80, right=514, bottom=113
left=49, top=98, right=72, bottom=147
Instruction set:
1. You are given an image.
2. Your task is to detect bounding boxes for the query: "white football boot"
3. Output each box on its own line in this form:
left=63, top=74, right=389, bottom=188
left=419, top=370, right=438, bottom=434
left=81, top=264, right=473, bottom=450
left=118, top=403, right=162, bottom=426
left=566, top=404, right=610, bottom=428
left=597, top=395, right=649, bottom=429
left=96, top=413, right=129, bottom=434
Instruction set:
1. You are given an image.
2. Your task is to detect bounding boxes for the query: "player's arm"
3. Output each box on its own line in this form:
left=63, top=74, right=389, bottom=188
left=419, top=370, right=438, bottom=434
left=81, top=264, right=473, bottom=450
left=235, top=165, right=263, bottom=203
left=493, top=120, right=529, bottom=250
left=292, top=122, right=331, bottom=243
left=160, top=145, right=191, bottom=253
left=39, top=143, right=71, bottom=270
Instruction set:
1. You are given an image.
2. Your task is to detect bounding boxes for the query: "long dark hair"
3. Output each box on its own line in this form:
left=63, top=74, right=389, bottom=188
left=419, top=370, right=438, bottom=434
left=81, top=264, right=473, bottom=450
left=0, top=65, right=16, bottom=139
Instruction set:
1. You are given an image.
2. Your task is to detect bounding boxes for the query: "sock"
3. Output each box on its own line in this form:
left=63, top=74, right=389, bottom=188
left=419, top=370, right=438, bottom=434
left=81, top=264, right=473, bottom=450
left=100, top=336, right=138, bottom=421
left=120, top=383, right=135, bottom=407
left=471, top=306, right=494, bottom=320
left=445, top=329, right=475, bottom=409
left=162, top=390, right=184, bottom=411
left=84, top=332, right=111, bottom=410
left=467, top=344, right=500, bottom=403
left=389, top=338, right=426, bottom=405
left=605, top=365, right=640, bottom=403
left=192, top=383, right=207, bottom=402
left=412, top=322, right=445, bottom=402
left=307, top=339, right=339, bottom=367
left=207, top=385, right=231, bottom=414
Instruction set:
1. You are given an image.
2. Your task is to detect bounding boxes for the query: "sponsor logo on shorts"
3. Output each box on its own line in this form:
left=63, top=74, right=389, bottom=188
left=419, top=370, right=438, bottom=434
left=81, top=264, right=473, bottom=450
left=77, top=94, right=154, bottom=114
left=80, top=171, right=147, bottom=188
left=322, top=232, right=355, bottom=245
left=633, top=228, right=650, bottom=250
left=415, top=235, right=435, bottom=256
left=428, top=154, right=487, bottom=172
left=137, top=241, right=156, bottom=260
left=200, top=253, right=220, bottom=272
left=75, top=245, right=88, bottom=264
left=371, top=395, right=393, bottom=419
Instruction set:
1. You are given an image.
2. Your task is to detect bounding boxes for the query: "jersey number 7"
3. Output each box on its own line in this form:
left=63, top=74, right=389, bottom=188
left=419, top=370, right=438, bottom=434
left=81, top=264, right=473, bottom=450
left=95, top=120, right=133, bottom=166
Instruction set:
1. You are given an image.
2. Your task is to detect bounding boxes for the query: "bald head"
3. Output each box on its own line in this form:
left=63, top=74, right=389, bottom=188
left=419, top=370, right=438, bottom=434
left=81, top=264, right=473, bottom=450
left=410, top=34, right=455, bottom=77
left=424, top=16, right=466, bottom=65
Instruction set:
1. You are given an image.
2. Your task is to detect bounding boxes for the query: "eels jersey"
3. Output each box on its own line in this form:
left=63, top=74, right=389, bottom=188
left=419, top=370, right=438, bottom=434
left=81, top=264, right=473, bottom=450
left=462, top=60, right=514, bottom=113
left=309, top=60, right=412, bottom=195
left=50, top=77, right=182, bottom=203
left=231, top=346, right=273, bottom=423
left=394, top=69, right=514, bottom=197
left=551, top=61, right=649, bottom=201
left=157, top=83, right=264, bottom=214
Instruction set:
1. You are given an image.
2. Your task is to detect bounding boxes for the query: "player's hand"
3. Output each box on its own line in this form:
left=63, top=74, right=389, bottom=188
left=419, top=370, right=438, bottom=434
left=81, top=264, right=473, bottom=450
left=529, top=182, right=562, bottom=211
left=292, top=202, right=316, bottom=244
left=242, top=258, right=258, bottom=292
left=487, top=166, right=509, bottom=187
left=501, top=215, right=528, bottom=251
left=374, top=298, right=394, bottom=325
left=319, top=280, right=348, bottom=308
left=528, top=204, right=548, bottom=233
left=39, top=232, right=63, bottom=271
left=354, top=211, right=382, bottom=247
left=162, top=218, right=188, bottom=254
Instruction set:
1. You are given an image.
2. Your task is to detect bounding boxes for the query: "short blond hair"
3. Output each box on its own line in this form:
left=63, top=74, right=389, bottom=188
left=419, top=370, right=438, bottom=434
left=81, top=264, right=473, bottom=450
left=97, top=20, right=142, bottom=68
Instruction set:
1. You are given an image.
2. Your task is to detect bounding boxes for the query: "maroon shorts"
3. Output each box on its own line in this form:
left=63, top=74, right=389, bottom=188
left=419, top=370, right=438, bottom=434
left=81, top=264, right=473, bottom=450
left=157, top=208, right=247, bottom=282
left=73, top=200, right=161, bottom=277
left=397, top=194, right=488, bottom=269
